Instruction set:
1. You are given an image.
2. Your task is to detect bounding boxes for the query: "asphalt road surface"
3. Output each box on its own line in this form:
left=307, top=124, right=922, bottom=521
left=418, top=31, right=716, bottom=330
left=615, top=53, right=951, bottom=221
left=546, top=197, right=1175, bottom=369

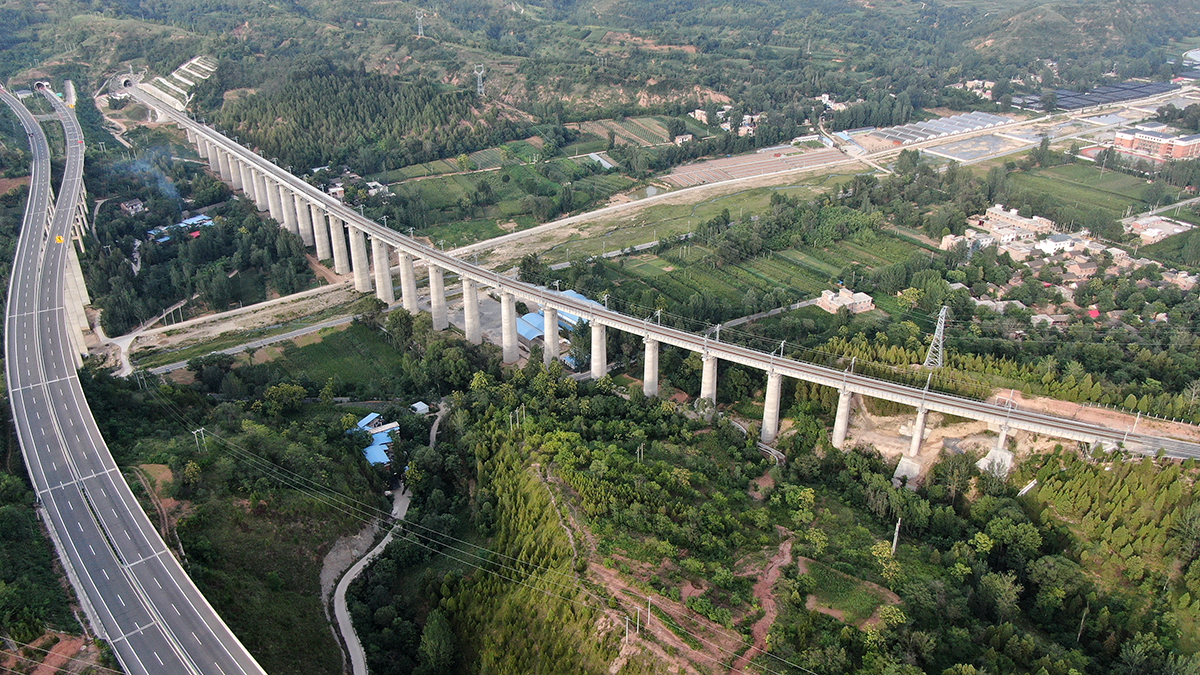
left=2, top=86, right=265, bottom=675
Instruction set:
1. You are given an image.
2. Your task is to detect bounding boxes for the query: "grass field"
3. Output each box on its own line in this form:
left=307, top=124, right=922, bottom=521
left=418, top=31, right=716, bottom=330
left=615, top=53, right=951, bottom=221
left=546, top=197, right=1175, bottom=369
left=1009, top=163, right=1150, bottom=219
left=538, top=169, right=863, bottom=263
left=269, top=323, right=406, bottom=384
left=593, top=228, right=921, bottom=316
left=805, top=561, right=885, bottom=625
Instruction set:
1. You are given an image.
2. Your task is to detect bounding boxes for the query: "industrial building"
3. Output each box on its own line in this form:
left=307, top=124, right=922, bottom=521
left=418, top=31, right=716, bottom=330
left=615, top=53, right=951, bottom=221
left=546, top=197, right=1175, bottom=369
left=870, top=111, right=1014, bottom=146
left=1114, top=124, right=1200, bottom=160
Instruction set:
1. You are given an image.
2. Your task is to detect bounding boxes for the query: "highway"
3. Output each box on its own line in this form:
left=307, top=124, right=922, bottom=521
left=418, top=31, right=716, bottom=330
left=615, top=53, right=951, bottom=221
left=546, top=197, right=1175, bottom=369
left=126, top=79, right=1200, bottom=459
left=3, top=86, right=265, bottom=675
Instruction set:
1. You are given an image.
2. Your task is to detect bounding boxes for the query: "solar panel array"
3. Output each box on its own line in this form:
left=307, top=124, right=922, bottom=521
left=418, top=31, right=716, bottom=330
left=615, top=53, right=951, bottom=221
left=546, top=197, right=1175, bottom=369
left=871, top=111, right=1014, bottom=145
left=1013, top=81, right=1180, bottom=111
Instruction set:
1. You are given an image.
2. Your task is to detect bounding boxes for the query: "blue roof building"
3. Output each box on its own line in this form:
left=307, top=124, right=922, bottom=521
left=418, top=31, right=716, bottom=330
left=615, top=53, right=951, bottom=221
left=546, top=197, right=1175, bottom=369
left=516, top=312, right=545, bottom=343
left=553, top=290, right=602, bottom=329
left=352, top=413, right=396, bottom=465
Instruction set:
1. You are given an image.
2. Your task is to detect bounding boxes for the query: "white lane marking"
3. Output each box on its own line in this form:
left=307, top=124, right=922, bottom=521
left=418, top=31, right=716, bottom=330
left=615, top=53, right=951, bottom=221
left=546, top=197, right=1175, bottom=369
left=172, top=603, right=180, bottom=615
left=51, top=461, right=56, bottom=470
left=154, top=578, right=161, bottom=589
left=192, top=631, right=202, bottom=644
left=117, top=594, right=125, bottom=607
left=88, top=544, right=95, bottom=555
left=154, top=652, right=163, bottom=666
left=66, top=500, right=72, bottom=510
left=77, top=522, right=83, bottom=532
left=102, top=568, right=109, bottom=580
left=124, top=530, right=131, bottom=540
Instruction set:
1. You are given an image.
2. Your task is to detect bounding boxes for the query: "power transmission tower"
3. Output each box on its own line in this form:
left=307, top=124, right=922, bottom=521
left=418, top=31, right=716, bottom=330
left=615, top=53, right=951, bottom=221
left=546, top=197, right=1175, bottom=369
left=923, top=306, right=948, bottom=369
left=415, top=10, right=426, bottom=37
left=474, top=64, right=486, bottom=96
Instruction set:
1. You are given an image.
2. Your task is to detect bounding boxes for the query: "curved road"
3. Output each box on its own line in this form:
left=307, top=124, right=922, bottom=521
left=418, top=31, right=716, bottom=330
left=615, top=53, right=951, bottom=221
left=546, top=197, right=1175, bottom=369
left=3, top=86, right=265, bottom=675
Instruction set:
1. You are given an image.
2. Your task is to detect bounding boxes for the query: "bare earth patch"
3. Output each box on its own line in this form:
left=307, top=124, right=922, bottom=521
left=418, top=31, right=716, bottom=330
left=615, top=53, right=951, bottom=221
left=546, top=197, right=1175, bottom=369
left=729, top=538, right=793, bottom=673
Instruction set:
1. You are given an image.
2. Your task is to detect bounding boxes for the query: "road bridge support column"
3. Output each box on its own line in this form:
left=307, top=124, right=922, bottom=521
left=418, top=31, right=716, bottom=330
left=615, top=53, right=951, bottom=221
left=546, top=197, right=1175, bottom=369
left=372, top=238, right=394, bottom=304
left=204, top=140, right=220, bottom=174
left=227, top=156, right=243, bottom=191
left=544, top=308, right=559, bottom=365
left=349, top=226, right=372, bottom=293
left=643, top=338, right=659, bottom=397
left=265, top=178, right=284, bottom=222
left=216, top=148, right=234, bottom=183
left=700, top=354, right=717, bottom=404
left=832, top=389, right=852, bottom=449
left=238, top=162, right=253, bottom=198
left=591, top=322, right=606, bottom=379
left=761, top=371, right=783, bottom=444
left=251, top=168, right=270, bottom=212
left=430, top=267, right=448, bottom=330
left=909, top=407, right=928, bottom=457
left=501, top=292, right=518, bottom=364
left=309, top=203, right=332, bottom=260
left=463, top=280, right=481, bottom=344
left=293, top=194, right=314, bottom=246
left=329, top=216, right=350, bottom=275
left=277, top=183, right=298, bottom=235
left=996, top=426, right=1008, bottom=452
left=399, top=253, right=418, bottom=313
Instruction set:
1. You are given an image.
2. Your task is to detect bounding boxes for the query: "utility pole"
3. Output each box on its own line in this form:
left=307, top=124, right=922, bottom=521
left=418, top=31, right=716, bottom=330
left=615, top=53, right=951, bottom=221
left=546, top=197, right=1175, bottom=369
left=923, top=306, right=948, bottom=369
left=415, top=10, right=426, bottom=37
left=192, top=428, right=207, bottom=452
left=475, top=64, right=486, bottom=97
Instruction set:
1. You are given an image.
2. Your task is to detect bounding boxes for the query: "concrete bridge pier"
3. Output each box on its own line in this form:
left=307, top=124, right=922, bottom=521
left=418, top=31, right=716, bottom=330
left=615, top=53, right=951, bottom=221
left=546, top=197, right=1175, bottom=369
left=543, top=308, right=559, bottom=365
left=909, top=407, right=928, bottom=457
left=463, top=280, right=481, bottom=344
left=204, top=140, right=220, bottom=175
left=591, top=322, right=606, bottom=379
left=216, top=149, right=233, bottom=183
left=700, top=353, right=717, bottom=403
left=643, top=338, right=659, bottom=397
left=398, top=253, right=418, bottom=313
left=265, top=177, right=284, bottom=223
left=429, top=267, right=448, bottom=330
left=309, top=203, right=333, bottom=261
left=251, top=168, right=270, bottom=212
left=372, top=238, right=394, bottom=304
left=294, top=194, right=314, bottom=246
left=277, top=183, right=298, bottom=236
left=501, top=292, right=518, bottom=363
left=227, top=155, right=243, bottom=191
left=329, top=216, right=350, bottom=275
left=761, top=370, right=783, bottom=444
left=238, top=162, right=253, bottom=200
left=832, top=388, right=852, bottom=449
left=348, top=226, right=372, bottom=293
left=995, top=426, right=1008, bottom=452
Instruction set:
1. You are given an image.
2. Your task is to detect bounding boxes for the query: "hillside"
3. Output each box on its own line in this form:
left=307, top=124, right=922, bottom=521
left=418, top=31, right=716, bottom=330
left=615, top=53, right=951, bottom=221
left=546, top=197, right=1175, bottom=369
left=972, top=0, right=1200, bottom=60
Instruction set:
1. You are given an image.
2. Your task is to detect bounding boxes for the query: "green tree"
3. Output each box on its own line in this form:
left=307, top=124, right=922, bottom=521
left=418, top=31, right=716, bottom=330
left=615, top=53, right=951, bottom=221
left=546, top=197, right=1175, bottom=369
left=415, top=608, right=456, bottom=675
left=384, top=309, right=414, bottom=349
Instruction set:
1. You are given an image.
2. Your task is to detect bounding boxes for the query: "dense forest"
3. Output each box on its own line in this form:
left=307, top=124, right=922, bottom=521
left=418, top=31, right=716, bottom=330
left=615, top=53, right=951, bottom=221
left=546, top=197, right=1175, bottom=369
left=208, top=67, right=535, bottom=175
left=341, top=351, right=1200, bottom=675
left=83, top=150, right=315, bottom=335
